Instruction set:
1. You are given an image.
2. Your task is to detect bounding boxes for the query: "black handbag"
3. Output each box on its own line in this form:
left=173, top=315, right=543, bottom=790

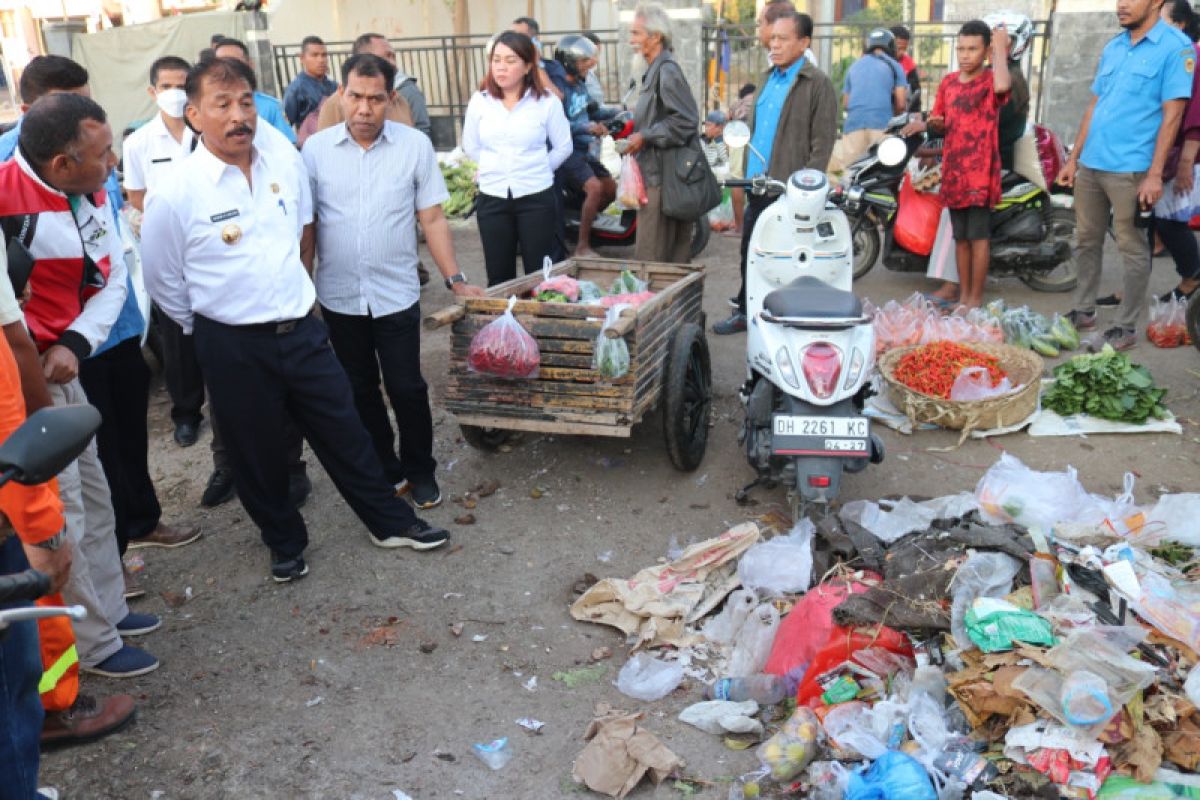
left=651, top=62, right=721, bottom=221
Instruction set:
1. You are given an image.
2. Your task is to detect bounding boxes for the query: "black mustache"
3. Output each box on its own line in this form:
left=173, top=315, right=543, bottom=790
left=227, top=126, right=252, bottom=138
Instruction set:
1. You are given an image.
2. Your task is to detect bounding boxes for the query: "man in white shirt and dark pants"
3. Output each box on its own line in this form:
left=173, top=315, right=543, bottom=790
left=142, top=58, right=451, bottom=582
left=302, top=54, right=483, bottom=508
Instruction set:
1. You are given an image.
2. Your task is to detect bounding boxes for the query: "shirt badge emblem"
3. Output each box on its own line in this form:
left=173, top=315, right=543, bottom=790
left=270, top=183, right=280, bottom=193
left=221, top=223, right=243, bottom=245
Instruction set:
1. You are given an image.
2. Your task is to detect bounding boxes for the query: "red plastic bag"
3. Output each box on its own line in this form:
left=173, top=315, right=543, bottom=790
left=764, top=577, right=876, bottom=679
left=894, top=174, right=942, bottom=256
left=467, top=296, right=541, bottom=380
left=1035, top=124, right=1067, bottom=190
left=795, top=623, right=914, bottom=706
left=617, top=154, right=648, bottom=209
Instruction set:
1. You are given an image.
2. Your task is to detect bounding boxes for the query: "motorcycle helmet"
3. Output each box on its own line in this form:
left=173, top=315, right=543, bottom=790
left=554, top=34, right=598, bottom=79
left=983, top=11, right=1034, bottom=61
left=864, top=28, right=897, bottom=59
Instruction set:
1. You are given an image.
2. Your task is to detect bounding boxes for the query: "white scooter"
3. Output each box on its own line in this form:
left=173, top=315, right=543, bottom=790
left=724, top=122, right=899, bottom=508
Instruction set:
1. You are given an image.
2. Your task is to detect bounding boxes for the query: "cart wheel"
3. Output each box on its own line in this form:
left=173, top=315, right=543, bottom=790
left=663, top=323, right=712, bottom=471
left=460, top=425, right=509, bottom=452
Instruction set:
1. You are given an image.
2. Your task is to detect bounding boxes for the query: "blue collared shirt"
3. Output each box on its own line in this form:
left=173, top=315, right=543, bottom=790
left=255, top=91, right=297, bottom=143
left=1081, top=19, right=1194, bottom=173
left=747, top=57, right=805, bottom=178
left=283, top=72, right=337, bottom=127
left=0, top=119, right=144, bottom=352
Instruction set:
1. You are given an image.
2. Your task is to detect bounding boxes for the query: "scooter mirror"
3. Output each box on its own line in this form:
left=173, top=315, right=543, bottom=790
left=724, top=120, right=752, bottom=149
left=877, top=136, right=908, bottom=168
left=0, top=405, right=101, bottom=486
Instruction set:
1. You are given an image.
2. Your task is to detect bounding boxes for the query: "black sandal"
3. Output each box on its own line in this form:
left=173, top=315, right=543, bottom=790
left=1095, top=293, right=1121, bottom=307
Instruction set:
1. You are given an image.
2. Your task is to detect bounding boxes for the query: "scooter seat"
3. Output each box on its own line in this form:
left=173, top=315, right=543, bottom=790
left=762, top=276, right=863, bottom=319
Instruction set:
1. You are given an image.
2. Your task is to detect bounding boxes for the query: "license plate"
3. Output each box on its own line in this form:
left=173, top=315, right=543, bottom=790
left=772, top=414, right=870, bottom=457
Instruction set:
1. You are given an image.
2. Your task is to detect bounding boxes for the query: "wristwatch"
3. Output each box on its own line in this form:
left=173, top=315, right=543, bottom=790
left=33, top=531, right=67, bottom=551
left=445, top=273, right=468, bottom=290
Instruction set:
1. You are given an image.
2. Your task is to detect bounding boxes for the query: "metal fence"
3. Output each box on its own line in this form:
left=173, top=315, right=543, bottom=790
left=273, top=30, right=624, bottom=148
left=701, top=20, right=1051, bottom=123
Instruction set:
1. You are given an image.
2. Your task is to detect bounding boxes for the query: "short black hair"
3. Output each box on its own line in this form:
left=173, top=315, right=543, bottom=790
left=301, top=35, right=325, bottom=54
left=890, top=25, right=912, bottom=41
left=210, top=33, right=225, bottom=46
left=18, top=55, right=89, bottom=105
left=512, top=16, right=539, bottom=35
left=213, top=38, right=250, bottom=57
left=739, top=82, right=756, bottom=98
left=198, top=47, right=216, bottom=64
left=341, top=53, right=396, bottom=91
left=352, top=32, right=388, bottom=54
left=184, top=57, right=257, bottom=103
left=959, top=19, right=992, bottom=48
left=150, top=56, right=191, bottom=86
left=776, top=10, right=814, bottom=39
left=18, top=93, right=107, bottom=167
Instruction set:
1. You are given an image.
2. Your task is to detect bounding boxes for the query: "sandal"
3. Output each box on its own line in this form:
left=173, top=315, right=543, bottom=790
left=920, top=291, right=957, bottom=310
left=1095, top=293, right=1121, bottom=307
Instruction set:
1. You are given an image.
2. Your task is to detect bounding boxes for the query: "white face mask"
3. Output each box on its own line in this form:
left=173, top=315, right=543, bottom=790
left=156, top=88, right=187, bottom=119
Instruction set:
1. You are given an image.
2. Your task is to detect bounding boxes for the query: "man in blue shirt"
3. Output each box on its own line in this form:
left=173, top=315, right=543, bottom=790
left=715, top=10, right=838, bottom=335
left=283, top=35, right=337, bottom=130
left=1058, top=0, right=1193, bottom=350
left=214, top=38, right=297, bottom=144
left=830, top=28, right=907, bottom=174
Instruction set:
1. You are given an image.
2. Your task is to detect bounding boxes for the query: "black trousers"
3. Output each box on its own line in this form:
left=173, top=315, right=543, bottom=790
left=77, top=336, right=161, bottom=554
left=209, top=407, right=306, bottom=474
left=322, top=303, right=435, bottom=486
left=1152, top=217, right=1200, bottom=281
left=736, top=193, right=775, bottom=314
left=155, top=306, right=205, bottom=427
left=192, top=314, right=418, bottom=559
left=477, top=187, right=561, bottom=286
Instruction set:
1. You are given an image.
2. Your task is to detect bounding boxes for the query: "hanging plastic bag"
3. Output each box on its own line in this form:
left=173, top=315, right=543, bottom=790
left=467, top=296, right=541, bottom=380
left=894, top=174, right=943, bottom=256
left=617, top=153, right=648, bottom=209
left=949, top=365, right=1016, bottom=402
left=593, top=304, right=632, bottom=381
left=727, top=604, right=781, bottom=677
left=615, top=652, right=684, bottom=701
left=736, top=519, right=815, bottom=596
left=1035, top=124, right=1068, bottom=191
left=709, top=190, right=735, bottom=231
left=845, top=750, right=938, bottom=800
left=534, top=256, right=580, bottom=303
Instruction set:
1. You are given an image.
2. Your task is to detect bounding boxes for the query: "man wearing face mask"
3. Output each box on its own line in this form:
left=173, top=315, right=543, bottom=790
left=122, top=56, right=193, bottom=214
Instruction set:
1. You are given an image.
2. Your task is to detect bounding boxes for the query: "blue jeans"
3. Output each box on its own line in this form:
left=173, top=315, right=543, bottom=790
left=0, top=536, right=43, bottom=799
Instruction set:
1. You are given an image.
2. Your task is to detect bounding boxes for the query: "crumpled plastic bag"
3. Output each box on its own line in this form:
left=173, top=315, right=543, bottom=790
left=845, top=750, right=938, bottom=800
left=467, top=295, right=541, bottom=380
left=964, top=597, right=1056, bottom=652
left=841, top=494, right=978, bottom=544
left=824, top=700, right=907, bottom=760
left=950, top=365, right=1016, bottom=402
left=1143, top=493, right=1200, bottom=547
left=975, top=452, right=1090, bottom=533
left=727, top=603, right=780, bottom=677
left=703, top=589, right=758, bottom=645
left=594, top=304, right=632, bottom=381
left=678, top=700, right=762, bottom=736
left=616, top=652, right=684, bottom=701
left=736, top=519, right=815, bottom=596
left=950, top=552, right=1023, bottom=651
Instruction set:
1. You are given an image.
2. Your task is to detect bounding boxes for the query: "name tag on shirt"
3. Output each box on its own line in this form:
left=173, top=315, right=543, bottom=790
left=210, top=209, right=240, bottom=223
left=151, top=157, right=173, bottom=164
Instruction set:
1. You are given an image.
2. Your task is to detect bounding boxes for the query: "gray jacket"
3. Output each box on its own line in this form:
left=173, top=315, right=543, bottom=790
left=394, top=70, right=432, bottom=139
left=632, top=50, right=700, bottom=187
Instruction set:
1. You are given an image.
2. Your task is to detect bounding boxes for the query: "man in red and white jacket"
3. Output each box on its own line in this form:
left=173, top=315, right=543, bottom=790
left=0, top=94, right=160, bottom=677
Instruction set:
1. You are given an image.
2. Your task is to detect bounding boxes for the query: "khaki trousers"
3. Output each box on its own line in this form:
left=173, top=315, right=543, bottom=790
left=635, top=185, right=694, bottom=264
left=828, top=128, right=885, bottom=175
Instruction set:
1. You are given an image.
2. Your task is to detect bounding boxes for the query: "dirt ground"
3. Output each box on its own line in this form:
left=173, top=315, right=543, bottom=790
left=39, top=221, right=1200, bottom=799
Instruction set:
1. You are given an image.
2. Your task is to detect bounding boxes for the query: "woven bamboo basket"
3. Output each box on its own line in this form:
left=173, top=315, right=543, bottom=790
left=878, top=342, right=1045, bottom=433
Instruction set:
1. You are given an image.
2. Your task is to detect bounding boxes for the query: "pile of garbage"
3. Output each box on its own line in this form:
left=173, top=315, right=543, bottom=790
left=569, top=454, right=1200, bottom=799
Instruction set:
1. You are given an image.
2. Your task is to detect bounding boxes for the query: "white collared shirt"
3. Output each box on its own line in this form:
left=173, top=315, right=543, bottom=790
left=121, top=113, right=195, bottom=193
left=461, top=89, right=572, bottom=198
left=141, top=140, right=315, bottom=334
left=302, top=120, right=448, bottom=316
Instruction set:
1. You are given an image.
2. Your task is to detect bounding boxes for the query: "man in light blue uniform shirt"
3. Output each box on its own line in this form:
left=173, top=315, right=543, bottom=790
left=1058, top=0, right=1193, bottom=350
left=213, top=38, right=297, bottom=144
left=831, top=28, right=908, bottom=172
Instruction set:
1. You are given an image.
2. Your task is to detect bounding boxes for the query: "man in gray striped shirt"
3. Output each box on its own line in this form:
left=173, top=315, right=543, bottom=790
left=301, top=54, right=483, bottom=510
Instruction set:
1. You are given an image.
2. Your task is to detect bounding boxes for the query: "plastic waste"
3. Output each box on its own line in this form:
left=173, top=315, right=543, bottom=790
left=756, top=706, right=822, bottom=783
left=963, top=598, right=1056, bottom=652
left=534, top=257, right=580, bottom=302
left=907, top=691, right=951, bottom=766
left=593, top=304, right=631, bottom=381
left=841, top=494, right=978, bottom=544
left=1029, top=555, right=1060, bottom=609
left=910, top=653, right=948, bottom=705
left=1187, top=663, right=1200, bottom=708
left=678, top=699, right=763, bottom=736
left=609, top=268, right=649, bottom=296
left=845, top=750, right=938, bottom=800
left=824, top=699, right=907, bottom=760
left=728, top=604, right=781, bottom=677
left=471, top=738, right=513, bottom=770
left=703, top=589, right=758, bottom=645
left=728, top=767, right=770, bottom=800
left=1144, top=493, right=1200, bottom=547
left=736, top=519, right=815, bottom=596
left=617, top=154, right=648, bottom=208
left=577, top=280, right=605, bottom=305
left=934, top=747, right=999, bottom=791
left=466, top=296, right=540, bottom=380
left=615, top=652, right=684, bottom=701
left=950, top=552, right=1023, bottom=651
left=1059, top=670, right=1114, bottom=726
left=1097, top=771, right=1200, bottom=799
left=764, top=578, right=874, bottom=678
left=950, top=365, right=1016, bottom=402
left=975, top=452, right=1095, bottom=532
left=797, top=624, right=913, bottom=705
left=808, top=761, right=852, bottom=800
left=706, top=675, right=790, bottom=705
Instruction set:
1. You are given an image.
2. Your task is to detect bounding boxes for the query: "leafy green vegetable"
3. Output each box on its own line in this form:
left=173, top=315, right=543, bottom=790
left=1043, top=344, right=1169, bottom=424
left=439, top=160, right=479, bottom=218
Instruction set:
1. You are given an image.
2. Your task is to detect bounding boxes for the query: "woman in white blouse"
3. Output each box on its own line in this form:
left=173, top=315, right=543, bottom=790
left=462, top=31, right=572, bottom=286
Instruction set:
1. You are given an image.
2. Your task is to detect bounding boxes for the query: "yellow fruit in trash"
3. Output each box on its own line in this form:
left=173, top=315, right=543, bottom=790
left=743, top=782, right=761, bottom=798
left=901, top=740, right=921, bottom=756
left=786, top=743, right=809, bottom=763
left=772, top=764, right=796, bottom=781
left=797, top=723, right=818, bottom=739
left=763, top=741, right=785, bottom=762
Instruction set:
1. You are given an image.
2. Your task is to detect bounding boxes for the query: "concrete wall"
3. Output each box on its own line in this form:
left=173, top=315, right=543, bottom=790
left=942, top=0, right=1050, bottom=22
left=1040, top=10, right=1113, bottom=145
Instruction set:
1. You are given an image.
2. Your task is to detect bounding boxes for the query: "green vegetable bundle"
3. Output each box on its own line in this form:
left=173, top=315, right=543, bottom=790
left=1043, top=344, right=1168, bottom=424
left=439, top=160, right=479, bottom=218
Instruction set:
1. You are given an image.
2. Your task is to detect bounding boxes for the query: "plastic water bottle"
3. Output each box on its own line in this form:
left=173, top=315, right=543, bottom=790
left=704, top=674, right=790, bottom=705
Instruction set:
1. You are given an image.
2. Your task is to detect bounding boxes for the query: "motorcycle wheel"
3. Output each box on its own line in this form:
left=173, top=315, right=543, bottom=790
left=689, top=215, right=711, bottom=259
left=1021, top=207, right=1079, bottom=293
left=1188, top=290, right=1200, bottom=353
left=662, top=323, right=712, bottom=471
left=460, top=425, right=510, bottom=452
left=852, top=221, right=881, bottom=280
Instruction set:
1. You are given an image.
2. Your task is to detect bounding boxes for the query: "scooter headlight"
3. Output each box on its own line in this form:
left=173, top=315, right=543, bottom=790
left=843, top=347, right=866, bottom=390
left=775, top=346, right=799, bottom=389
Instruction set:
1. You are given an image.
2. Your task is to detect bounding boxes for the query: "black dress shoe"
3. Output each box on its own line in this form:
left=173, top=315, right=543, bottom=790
left=173, top=421, right=200, bottom=447
left=200, top=468, right=235, bottom=507
left=289, top=471, right=313, bottom=508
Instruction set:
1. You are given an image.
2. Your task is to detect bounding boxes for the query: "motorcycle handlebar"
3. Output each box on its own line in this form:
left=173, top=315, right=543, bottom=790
left=0, top=569, right=50, bottom=605
left=723, top=177, right=787, bottom=195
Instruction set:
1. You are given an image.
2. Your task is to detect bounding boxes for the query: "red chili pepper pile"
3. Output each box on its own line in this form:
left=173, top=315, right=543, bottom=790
left=892, top=341, right=1007, bottom=400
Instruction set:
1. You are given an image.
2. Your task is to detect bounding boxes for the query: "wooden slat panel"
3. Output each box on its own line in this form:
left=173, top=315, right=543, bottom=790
left=454, top=413, right=634, bottom=438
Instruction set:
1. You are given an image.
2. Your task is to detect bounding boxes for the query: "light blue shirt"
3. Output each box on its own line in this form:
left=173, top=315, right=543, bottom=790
left=255, top=91, right=296, bottom=144
left=1081, top=20, right=1194, bottom=173
left=843, top=53, right=907, bottom=133
left=747, top=57, right=805, bottom=179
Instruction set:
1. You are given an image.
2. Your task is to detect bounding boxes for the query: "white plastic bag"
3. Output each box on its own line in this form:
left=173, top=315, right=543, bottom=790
left=727, top=604, right=780, bottom=677
left=678, top=700, right=763, bottom=735
left=975, top=452, right=1090, bottom=532
left=593, top=304, right=631, bottom=381
left=1144, top=493, right=1200, bottom=547
left=703, top=589, right=758, bottom=645
left=841, top=494, right=977, bottom=544
left=950, top=552, right=1023, bottom=651
left=736, top=519, right=815, bottom=595
left=950, top=366, right=1015, bottom=402
left=1187, top=663, right=1200, bottom=708
left=615, top=652, right=684, bottom=701
left=823, top=699, right=908, bottom=760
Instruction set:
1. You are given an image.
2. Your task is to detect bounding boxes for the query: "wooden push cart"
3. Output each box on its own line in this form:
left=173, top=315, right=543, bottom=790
left=424, top=257, right=712, bottom=471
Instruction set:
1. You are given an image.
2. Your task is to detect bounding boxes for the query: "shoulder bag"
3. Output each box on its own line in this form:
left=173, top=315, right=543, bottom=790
left=654, top=63, right=722, bottom=222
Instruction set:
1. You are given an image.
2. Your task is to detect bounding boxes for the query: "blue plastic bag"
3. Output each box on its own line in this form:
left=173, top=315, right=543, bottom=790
left=845, top=751, right=937, bottom=800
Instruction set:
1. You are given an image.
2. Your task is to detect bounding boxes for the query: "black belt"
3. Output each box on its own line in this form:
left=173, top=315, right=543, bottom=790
left=197, top=310, right=312, bottom=335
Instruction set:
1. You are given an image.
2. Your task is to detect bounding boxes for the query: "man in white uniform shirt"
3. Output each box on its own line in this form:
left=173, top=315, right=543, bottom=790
left=302, top=54, right=483, bottom=510
left=142, top=58, right=451, bottom=582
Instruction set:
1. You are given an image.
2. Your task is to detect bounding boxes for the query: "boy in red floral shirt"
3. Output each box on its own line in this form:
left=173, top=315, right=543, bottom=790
left=907, top=20, right=1011, bottom=308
